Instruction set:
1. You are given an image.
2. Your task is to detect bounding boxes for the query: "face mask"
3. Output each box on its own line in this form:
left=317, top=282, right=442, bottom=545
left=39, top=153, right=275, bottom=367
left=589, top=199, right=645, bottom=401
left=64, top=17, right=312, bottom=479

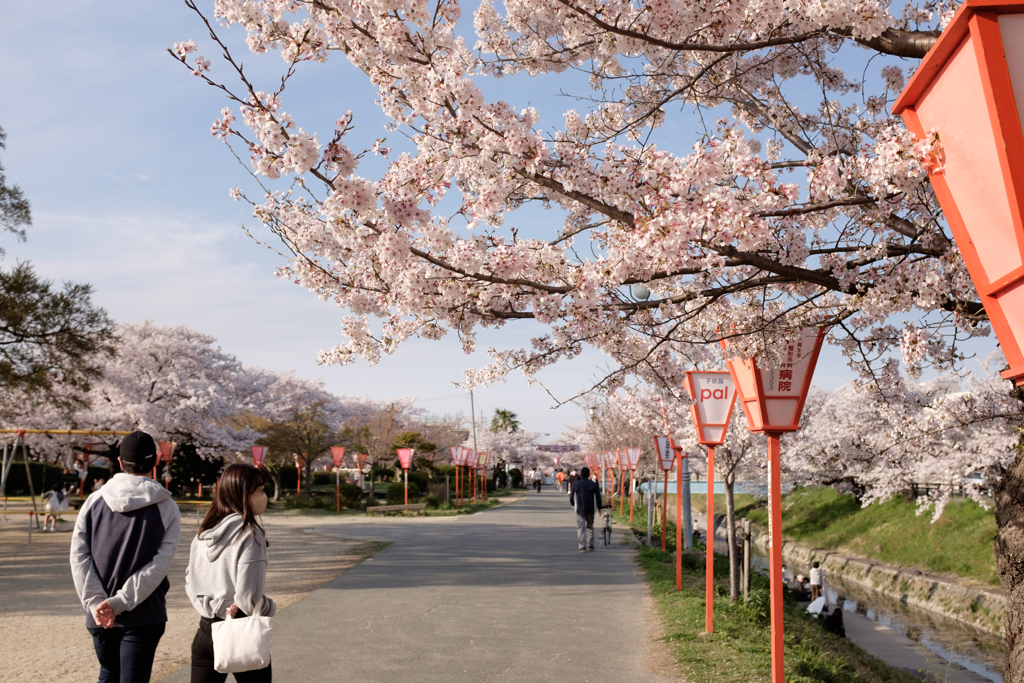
left=250, top=489, right=268, bottom=515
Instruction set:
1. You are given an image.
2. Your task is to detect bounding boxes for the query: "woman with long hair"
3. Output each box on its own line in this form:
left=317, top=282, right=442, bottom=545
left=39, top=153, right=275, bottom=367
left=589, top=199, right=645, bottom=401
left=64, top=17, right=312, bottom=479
left=186, top=464, right=275, bottom=682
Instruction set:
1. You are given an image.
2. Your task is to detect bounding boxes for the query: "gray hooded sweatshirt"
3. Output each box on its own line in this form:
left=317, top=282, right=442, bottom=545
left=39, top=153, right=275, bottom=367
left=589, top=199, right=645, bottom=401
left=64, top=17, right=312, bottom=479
left=70, top=472, right=181, bottom=627
left=185, top=513, right=276, bottom=619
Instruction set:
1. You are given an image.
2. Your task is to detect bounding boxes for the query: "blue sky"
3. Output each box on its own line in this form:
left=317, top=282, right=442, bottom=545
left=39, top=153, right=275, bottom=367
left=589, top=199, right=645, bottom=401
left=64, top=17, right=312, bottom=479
left=1, top=0, right=988, bottom=438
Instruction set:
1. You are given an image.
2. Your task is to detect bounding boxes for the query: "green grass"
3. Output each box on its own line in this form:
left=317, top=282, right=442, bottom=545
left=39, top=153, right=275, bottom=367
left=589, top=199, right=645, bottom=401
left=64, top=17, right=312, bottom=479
left=633, top=542, right=921, bottom=683
left=738, top=486, right=999, bottom=587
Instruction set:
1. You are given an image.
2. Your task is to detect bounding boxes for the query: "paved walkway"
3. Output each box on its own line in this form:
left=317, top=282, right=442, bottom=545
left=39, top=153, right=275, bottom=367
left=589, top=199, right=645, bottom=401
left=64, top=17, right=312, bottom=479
left=160, top=491, right=671, bottom=683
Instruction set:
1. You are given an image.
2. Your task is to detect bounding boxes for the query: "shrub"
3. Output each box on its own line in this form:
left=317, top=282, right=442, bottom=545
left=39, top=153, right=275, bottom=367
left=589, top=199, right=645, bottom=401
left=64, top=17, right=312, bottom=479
left=338, top=482, right=362, bottom=508
left=407, top=470, right=429, bottom=492
left=385, top=482, right=421, bottom=504
left=371, top=467, right=393, bottom=482
left=508, top=468, right=524, bottom=488
left=312, top=471, right=333, bottom=486
left=434, top=464, right=455, bottom=477
left=282, top=494, right=330, bottom=509
left=425, top=494, right=440, bottom=509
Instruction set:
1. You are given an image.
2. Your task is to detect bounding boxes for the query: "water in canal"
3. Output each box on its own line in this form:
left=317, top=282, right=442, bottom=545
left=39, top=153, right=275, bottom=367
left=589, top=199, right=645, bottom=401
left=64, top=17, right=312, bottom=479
left=745, top=548, right=1006, bottom=682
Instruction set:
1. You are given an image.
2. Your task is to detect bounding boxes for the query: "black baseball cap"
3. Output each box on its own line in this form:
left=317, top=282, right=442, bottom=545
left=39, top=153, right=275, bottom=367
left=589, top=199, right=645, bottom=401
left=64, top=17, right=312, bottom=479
left=119, top=431, right=157, bottom=468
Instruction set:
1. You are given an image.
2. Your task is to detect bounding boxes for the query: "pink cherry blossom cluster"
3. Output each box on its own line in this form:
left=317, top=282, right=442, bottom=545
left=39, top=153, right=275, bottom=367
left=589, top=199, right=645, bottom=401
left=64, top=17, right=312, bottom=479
left=172, top=0, right=986, bottom=453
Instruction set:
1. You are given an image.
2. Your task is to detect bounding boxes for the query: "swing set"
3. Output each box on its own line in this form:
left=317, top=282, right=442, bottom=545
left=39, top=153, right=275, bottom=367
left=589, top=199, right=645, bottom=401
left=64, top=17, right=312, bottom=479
left=0, top=429, right=132, bottom=528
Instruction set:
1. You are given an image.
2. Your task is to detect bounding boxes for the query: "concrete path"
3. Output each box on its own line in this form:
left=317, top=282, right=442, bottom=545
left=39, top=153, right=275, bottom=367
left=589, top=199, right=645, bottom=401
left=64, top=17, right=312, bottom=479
left=160, top=491, right=672, bottom=683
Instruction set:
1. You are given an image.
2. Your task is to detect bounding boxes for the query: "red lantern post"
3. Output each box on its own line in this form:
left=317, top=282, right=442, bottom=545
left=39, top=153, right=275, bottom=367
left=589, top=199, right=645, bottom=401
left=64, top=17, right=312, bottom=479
left=626, top=447, right=641, bottom=522
left=674, top=441, right=684, bottom=591
left=654, top=436, right=674, bottom=551
left=156, top=441, right=175, bottom=489
left=356, top=453, right=367, bottom=490
left=450, top=446, right=462, bottom=508
left=723, top=328, right=825, bottom=683
left=616, top=450, right=627, bottom=515
left=396, top=448, right=414, bottom=505
left=893, top=0, right=1024, bottom=387
left=295, top=453, right=306, bottom=495
left=330, top=446, right=347, bottom=512
left=479, top=452, right=490, bottom=500
left=251, top=446, right=268, bottom=469
left=683, top=371, right=738, bottom=634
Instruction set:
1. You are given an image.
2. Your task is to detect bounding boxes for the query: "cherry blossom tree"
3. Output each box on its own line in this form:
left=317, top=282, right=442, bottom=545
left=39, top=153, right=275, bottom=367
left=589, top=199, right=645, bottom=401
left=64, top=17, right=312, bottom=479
left=242, top=368, right=349, bottom=499
left=84, top=321, right=258, bottom=455
left=174, top=0, right=1024, bottom=670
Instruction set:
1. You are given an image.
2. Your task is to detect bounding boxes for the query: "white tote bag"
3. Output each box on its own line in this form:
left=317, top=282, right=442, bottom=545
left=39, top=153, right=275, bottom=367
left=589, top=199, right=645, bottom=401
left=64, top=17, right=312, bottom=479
left=211, top=615, right=272, bottom=673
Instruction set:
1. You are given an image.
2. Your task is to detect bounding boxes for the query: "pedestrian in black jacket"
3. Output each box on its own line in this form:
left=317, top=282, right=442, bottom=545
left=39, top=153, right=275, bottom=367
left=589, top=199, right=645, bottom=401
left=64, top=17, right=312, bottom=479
left=569, top=466, right=603, bottom=552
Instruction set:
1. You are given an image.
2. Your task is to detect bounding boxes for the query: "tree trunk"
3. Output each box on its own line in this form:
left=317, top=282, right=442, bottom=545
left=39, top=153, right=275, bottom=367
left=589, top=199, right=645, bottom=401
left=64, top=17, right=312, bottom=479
left=267, top=468, right=282, bottom=502
left=995, top=396, right=1024, bottom=681
left=725, top=471, right=740, bottom=602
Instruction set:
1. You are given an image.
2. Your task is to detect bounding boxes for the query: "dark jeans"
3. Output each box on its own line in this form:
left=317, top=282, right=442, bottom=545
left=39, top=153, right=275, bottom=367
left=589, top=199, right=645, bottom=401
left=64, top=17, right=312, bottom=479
left=88, top=622, right=166, bottom=683
left=191, top=617, right=272, bottom=683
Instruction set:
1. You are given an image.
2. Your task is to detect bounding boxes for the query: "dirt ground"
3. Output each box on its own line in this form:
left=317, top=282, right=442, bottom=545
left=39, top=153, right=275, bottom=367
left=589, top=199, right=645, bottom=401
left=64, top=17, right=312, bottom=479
left=0, top=511, right=380, bottom=683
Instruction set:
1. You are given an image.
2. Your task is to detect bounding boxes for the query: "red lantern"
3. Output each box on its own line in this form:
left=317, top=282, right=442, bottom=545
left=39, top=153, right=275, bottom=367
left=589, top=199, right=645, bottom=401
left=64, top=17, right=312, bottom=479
left=683, top=370, right=738, bottom=634
left=251, top=446, right=268, bottom=469
left=396, top=448, right=414, bottom=505
left=330, top=446, right=347, bottom=511
left=893, top=0, right=1024, bottom=384
left=723, top=328, right=825, bottom=682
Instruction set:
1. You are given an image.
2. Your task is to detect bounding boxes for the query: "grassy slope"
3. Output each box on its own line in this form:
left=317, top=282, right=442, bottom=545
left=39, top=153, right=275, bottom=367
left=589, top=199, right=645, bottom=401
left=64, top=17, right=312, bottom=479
left=619, top=505, right=921, bottom=683
left=737, top=486, right=999, bottom=587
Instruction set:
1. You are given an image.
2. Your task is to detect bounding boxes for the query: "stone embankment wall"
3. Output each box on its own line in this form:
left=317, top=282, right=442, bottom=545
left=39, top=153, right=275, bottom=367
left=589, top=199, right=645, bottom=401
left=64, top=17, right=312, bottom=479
left=750, top=532, right=1005, bottom=635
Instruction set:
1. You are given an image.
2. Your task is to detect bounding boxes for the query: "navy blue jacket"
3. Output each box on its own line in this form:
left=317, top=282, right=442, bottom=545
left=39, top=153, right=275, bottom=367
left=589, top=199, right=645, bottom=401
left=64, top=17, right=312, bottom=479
left=569, top=478, right=603, bottom=516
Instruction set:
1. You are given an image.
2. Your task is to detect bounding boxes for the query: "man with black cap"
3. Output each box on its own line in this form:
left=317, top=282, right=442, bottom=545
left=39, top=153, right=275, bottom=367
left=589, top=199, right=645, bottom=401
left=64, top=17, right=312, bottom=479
left=70, top=430, right=181, bottom=683
left=569, top=466, right=603, bottom=552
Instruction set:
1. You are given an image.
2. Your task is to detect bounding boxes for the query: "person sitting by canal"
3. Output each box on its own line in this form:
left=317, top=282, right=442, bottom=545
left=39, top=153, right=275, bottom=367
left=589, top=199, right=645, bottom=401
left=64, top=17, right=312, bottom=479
left=791, top=575, right=811, bottom=601
left=822, top=607, right=846, bottom=638
left=569, top=466, right=604, bottom=552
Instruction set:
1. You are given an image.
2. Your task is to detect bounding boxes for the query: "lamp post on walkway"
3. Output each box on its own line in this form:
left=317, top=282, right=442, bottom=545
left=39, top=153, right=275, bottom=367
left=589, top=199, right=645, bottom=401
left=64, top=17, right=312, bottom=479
left=330, top=446, right=346, bottom=512
left=683, top=371, right=737, bottom=635
left=723, top=328, right=825, bottom=683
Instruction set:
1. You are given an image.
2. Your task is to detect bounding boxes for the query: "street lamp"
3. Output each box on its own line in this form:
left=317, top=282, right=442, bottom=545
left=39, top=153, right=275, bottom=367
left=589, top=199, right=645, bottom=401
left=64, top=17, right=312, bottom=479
left=893, top=0, right=1024, bottom=384
left=722, top=327, right=825, bottom=683
left=330, top=446, right=346, bottom=512
left=682, top=370, right=738, bottom=634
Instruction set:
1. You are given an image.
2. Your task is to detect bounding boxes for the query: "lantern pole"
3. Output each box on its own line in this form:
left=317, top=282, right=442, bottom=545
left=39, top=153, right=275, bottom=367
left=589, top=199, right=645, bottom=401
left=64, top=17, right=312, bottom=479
left=629, top=467, right=635, bottom=523
left=706, top=445, right=716, bottom=633
left=404, top=466, right=409, bottom=505
left=674, top=443, right=683, bottom=591
left=662, top=468, right=669, bottom=551
left=767, top=432, right=785, bottom=681
left=618, top=453, right=625, bottom=516
left=336, top=467, right=341, bottom=512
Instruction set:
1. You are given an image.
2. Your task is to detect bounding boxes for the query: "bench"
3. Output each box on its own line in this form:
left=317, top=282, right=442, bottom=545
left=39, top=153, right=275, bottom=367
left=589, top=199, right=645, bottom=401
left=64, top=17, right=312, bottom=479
left=368, top=503, right=428, bottom=515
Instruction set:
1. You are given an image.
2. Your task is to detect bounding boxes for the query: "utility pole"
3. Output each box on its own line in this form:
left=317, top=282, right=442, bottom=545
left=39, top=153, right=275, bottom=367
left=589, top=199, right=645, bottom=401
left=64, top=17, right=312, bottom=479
left=470, top=390, right=478, bottom=453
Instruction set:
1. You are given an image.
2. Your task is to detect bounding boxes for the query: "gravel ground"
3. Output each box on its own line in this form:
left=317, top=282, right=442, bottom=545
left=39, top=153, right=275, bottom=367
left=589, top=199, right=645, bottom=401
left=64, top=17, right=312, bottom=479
left=0, top=511, right=379, bottom=683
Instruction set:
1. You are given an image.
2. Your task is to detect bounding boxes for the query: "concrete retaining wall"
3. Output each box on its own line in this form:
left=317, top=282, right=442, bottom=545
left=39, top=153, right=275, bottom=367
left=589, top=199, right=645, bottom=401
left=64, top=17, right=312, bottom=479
left=750, top=532, right=1005, bottom=635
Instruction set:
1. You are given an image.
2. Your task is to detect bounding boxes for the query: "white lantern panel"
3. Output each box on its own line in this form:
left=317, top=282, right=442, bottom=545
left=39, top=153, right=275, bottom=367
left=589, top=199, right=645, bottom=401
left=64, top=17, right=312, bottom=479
left=1000, top=14, right=1024, bottom=139
left=760, top=328, right=819, bottom=397
left=765, top=398, right=799, bottom=428
left=701, top=426, right=725, bottom=443
left=688, top=372, right=735, bottom=426
left=917, top=32, right=1022, bottom=283
left=655, top=436, right=674, bottom=471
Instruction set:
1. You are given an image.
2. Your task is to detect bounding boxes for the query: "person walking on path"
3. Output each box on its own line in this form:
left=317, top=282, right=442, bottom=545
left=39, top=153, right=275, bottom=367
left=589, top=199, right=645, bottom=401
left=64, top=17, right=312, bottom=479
left=569, top=466, right=603, bottom=552
left=555, top=469, right=565, bottom=494
left=809, top=561, right=824, bottom=602
left=186, top=463, right=276, bottom=683
left=70, top=430, right=182, bottom=683
left=42, top=484, right=68, bottom=531
left=532, top=468, right=543, bottom=493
